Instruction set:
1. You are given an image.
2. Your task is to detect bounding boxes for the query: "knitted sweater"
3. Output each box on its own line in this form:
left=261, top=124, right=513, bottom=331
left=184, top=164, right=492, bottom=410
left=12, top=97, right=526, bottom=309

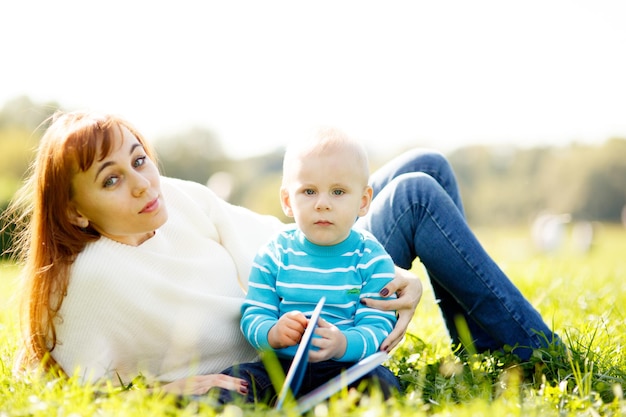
left=52, top=177, right=283, bottom=384
left=241, top=227, right=397, bottom=363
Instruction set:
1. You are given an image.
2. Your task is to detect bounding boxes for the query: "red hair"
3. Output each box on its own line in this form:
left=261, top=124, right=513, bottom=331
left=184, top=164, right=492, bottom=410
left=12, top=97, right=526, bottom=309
left=8, top=111, right=157, bottom=373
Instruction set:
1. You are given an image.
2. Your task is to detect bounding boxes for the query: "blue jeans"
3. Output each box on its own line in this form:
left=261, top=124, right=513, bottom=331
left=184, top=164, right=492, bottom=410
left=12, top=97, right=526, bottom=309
left=355, top=149, right=559, bottom=360
left=215, top=359, right=400, bottom=404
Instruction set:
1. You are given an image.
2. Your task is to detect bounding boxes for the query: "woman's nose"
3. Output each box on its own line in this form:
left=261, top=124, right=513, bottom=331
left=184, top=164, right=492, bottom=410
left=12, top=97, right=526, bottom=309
left=131, top=173, right=150, bottom=197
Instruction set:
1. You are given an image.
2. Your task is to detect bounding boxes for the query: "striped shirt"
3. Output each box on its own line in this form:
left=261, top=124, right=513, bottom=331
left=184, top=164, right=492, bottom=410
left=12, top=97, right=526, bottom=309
left=241, top=226, right=397, bottom=362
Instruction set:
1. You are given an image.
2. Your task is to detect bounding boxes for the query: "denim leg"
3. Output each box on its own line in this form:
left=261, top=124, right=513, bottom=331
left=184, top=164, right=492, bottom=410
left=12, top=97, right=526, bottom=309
left=214, top=361, right=276, bottom=404
left=368, top=148, right=465, bottom=216
left=215, top=360, right=401, bottom=404
left=366, top=150, right=499, bottom=347
left=362, top=150, right=500, bottom=351
left=359, top=365, right=402, bottom=397
left=357, top=168, right=557, bottom=359
left=299, top=362, right=401, bottom=399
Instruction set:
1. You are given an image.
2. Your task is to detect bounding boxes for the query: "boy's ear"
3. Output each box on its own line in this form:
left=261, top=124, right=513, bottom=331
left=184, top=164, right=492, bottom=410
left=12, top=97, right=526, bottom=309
left=280, top=187, right=294, bottom=217
left=358, top=186, right=374, bottom=217
left=66, top=204, right=90, bottom=228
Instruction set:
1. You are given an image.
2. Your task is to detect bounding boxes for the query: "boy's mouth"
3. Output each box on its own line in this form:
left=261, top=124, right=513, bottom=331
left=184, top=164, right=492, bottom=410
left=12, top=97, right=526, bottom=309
left=315, top=220, right=332, bottom=225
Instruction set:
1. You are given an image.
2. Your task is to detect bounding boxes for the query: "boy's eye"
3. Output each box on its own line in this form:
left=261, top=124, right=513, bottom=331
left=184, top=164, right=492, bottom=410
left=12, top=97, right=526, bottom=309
left=332, top=189, right=345, bottom=196
left=303, top=189, right=316, bottom=195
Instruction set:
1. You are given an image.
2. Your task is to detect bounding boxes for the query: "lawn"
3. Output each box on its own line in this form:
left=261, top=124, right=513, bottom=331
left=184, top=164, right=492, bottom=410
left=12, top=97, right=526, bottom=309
left=1, top=224, right=625, bottom=416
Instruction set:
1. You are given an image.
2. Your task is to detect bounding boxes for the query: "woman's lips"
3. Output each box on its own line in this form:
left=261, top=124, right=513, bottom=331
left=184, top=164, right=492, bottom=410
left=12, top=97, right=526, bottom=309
left=140, top=197, right=159, bottom=214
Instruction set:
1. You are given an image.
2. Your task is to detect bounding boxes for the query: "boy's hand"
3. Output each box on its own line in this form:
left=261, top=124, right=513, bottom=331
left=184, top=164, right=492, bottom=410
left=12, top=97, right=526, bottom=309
left=268, top=311, right=308, bottom=349
left=308, top=318, right=347, bottom=362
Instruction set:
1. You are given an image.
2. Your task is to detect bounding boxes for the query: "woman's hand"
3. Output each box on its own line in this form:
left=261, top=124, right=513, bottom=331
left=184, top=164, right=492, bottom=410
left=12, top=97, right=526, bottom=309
left=158, top=374, right=249, bottom=396
left=308, top=318, right=347, bottom=362
left=361, top=266, right=422, bottom=352
left=268, top=311, right=308, bottom=349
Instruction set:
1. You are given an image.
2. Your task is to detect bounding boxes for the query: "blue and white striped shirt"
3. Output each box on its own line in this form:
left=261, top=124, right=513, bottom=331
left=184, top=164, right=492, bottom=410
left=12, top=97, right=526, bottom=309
left=241, top=226, right=397, bottom=362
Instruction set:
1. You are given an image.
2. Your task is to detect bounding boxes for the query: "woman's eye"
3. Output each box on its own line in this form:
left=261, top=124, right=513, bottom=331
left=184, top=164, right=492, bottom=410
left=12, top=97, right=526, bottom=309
left=103, top=176, right=119, bottom=188
left=134, top=156, right=147, bottom=168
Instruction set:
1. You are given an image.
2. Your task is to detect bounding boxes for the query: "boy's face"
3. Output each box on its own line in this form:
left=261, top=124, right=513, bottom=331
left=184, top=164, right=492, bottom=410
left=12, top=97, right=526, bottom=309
left=280, top=148, right=372, bottom=246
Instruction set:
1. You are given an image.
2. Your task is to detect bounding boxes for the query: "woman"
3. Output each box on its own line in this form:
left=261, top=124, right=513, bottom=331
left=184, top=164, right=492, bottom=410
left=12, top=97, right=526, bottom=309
left=7, top=111, right=557, bottom=397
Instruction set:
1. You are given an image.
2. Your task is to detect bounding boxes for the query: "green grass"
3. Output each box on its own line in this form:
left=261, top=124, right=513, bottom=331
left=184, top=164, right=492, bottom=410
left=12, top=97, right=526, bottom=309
left=1, top=224, right=626, bottom=416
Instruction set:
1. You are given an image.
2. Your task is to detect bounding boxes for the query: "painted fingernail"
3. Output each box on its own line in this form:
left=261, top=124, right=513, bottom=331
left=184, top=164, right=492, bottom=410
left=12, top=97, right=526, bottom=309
left=380, top=288, right=389, bottom=296
left=360, top=300, right=366, bottom=305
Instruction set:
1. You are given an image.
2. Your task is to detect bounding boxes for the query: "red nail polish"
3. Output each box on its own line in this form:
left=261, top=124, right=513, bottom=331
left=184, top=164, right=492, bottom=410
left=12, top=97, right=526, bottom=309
left=380, top=288, right=389, bottom=297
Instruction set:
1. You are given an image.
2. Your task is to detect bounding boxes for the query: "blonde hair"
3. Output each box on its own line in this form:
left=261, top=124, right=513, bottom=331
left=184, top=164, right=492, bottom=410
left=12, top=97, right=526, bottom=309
left=5, top=111, right=157, bottom=373
left=282, top=127, right=370, bottom=186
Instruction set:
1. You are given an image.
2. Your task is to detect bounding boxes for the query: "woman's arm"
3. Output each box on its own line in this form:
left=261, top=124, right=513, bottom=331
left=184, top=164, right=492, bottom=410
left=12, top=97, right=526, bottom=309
left=157, top=374, right=249, bottom=396
left=360, top=266, right=423, bottom=352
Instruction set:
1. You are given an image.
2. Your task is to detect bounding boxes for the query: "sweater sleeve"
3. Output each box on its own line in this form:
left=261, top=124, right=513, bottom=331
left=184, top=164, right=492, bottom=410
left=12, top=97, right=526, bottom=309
left=338, top=238, right=398, bottom=362
left=164, top=177, right=284, bottom=291
left=240, top=241, right=281, bottom=350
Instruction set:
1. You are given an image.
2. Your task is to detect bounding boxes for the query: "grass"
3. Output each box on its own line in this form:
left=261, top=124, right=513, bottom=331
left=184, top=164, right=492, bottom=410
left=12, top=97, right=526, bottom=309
left=1, top=224, right=626, bottom=416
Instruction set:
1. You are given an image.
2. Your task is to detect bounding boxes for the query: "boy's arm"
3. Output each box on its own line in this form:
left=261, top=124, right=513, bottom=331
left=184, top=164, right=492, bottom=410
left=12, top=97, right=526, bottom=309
left=240, top=250, right=282, bottom=350
left=338, top=247, right=398, bottom=362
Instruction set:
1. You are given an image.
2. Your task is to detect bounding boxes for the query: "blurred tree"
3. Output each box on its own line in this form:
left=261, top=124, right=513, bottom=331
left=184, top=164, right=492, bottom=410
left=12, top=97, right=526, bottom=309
left=2, top=94, right=626, bottom=259
left=572, top=139, right=626, bottom=222
left=154, top=127, right=228, bottom=185
left=0, top=97, right=58, bottom=203
left=0, top=95, right=57, bottom=132
left=0, top=96, right=58, bottom=257
left=0, top=128, right=37, bottom=202
left=226, top=150, right=286, bottom=220
left=449, top=139, right=626, bottom=226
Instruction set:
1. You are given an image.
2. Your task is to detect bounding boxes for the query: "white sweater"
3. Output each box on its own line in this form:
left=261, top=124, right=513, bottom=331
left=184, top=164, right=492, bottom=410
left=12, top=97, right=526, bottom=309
left=52, top=177, right=283, bottom=385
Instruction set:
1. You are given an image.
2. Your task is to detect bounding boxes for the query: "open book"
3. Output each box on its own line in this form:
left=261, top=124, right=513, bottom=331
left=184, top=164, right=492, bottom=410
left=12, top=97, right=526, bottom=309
left=274, top=297, right=389, bottom=413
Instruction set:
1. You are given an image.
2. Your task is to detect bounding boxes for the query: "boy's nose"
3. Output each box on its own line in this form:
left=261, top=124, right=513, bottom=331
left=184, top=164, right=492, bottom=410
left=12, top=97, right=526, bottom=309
left=315, top=196, right=331, bottom=210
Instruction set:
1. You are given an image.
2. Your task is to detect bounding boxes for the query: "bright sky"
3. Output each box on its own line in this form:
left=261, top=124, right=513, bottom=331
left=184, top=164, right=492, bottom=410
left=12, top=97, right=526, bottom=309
left=2, top=0, right=626, bottom=159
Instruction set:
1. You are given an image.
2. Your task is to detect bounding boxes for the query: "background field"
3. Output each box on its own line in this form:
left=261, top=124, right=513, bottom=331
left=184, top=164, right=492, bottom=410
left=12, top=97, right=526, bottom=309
left=1, top=224, right=625, bottom=416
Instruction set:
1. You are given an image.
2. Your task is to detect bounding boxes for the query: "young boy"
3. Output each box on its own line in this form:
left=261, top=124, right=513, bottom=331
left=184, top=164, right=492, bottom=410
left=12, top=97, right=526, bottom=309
left=229, top=128, right=401, bottom=403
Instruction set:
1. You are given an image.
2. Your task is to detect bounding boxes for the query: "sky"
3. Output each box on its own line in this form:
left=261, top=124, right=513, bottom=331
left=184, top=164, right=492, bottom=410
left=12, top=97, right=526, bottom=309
left=2, top=0, right=626, bottom=159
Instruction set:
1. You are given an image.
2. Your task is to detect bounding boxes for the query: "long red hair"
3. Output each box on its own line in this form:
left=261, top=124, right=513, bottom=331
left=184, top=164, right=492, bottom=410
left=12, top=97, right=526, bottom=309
left=7, top=111, right=157, bottom=373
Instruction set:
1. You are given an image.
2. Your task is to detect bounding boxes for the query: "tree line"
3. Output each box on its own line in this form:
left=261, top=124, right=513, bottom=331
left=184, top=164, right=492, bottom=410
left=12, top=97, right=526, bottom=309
left=2, top=96, right=625, bottom=256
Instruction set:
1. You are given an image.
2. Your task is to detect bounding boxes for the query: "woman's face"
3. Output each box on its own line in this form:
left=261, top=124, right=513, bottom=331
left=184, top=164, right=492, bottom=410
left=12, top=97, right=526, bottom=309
left=68, top=126, right=168, bottom=246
